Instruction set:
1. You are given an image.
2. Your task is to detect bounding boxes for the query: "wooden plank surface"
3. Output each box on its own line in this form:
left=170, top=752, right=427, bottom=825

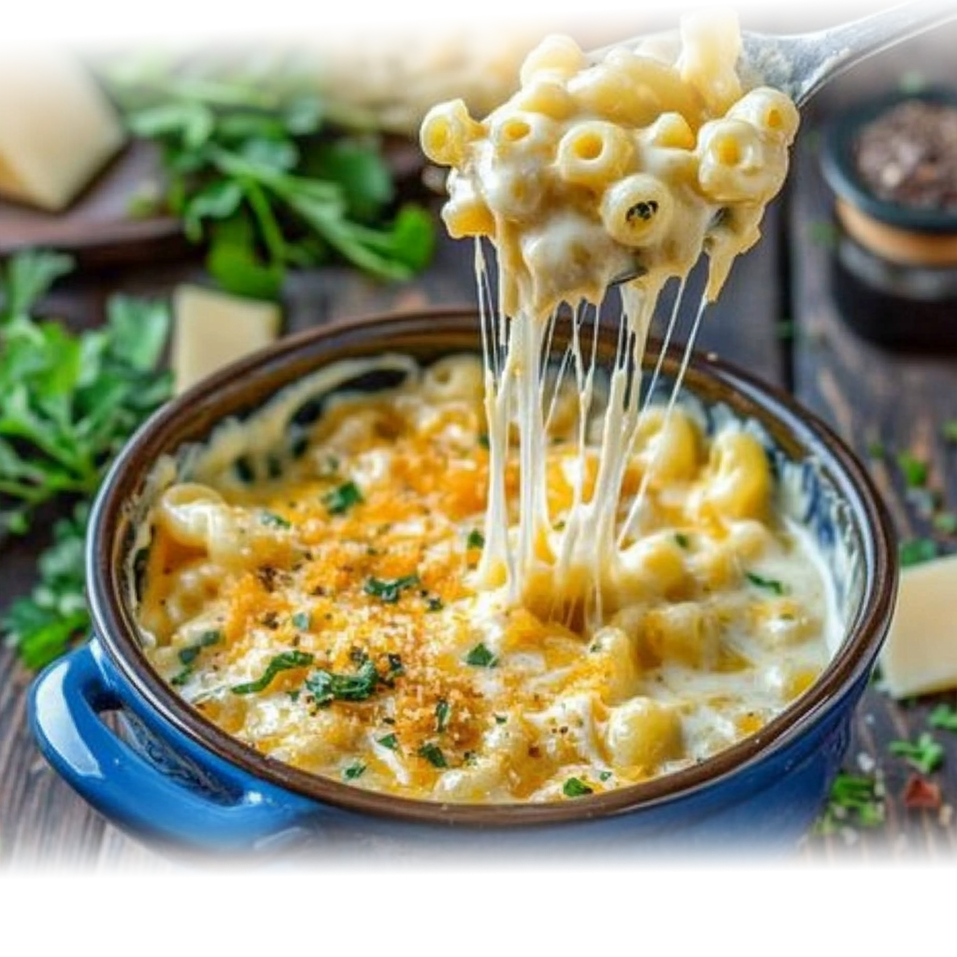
left=789, top=30, right=957, bottom=860
left=0, top=0, right=957, bottom=879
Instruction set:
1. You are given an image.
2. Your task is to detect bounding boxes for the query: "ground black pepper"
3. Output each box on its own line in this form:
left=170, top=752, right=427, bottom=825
left=854, top=100, right=957, bottom=209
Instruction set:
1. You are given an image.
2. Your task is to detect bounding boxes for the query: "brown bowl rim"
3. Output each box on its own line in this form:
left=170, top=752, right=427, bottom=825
left=86, top=306, right=898, bottom=828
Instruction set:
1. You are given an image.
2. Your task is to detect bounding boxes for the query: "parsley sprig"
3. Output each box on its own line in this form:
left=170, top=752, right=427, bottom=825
left=101, top=60, right=435, bottom=300
left=815, top=771, right=885, bottom=834
left=0, top=251, right=172, bottom=670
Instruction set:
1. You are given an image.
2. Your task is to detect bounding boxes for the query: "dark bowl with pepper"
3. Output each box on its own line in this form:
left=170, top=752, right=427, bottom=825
left=821, top=86, right=957, bottom=349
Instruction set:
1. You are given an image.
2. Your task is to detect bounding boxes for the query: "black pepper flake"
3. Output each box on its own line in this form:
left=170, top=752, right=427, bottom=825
left=626, top=199, right=658, bottom=222
left=855, top=99, right=957, bottom=210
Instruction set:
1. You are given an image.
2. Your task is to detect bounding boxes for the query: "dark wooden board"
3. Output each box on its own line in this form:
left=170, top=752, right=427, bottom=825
left=0, top=140, right=186, bottom=268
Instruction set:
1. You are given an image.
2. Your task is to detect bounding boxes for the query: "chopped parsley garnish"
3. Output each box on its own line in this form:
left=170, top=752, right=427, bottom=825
left=417, top=742, right=448, bottom=768
left=928, top=703, right=957, bottom=732
left=260, top=511, right=291, bottom=529
left=435, top=698, right=451, bottom=733
left=376, top=732, right=399, bottom=751
left=888, top=732, right=945, bottom=775
left=494, top=713, right=507, bottom=724
left=231, top=650, right=315, bottom=694
left=815, top=771, right=884, bottom=834
left=745, top=571, right=786, bottom=595
left=465, top=642, right=498, bottom=668
left=599, top=770, right=613, bottom=782
left=177, top=629, right=221, bottom=666
left=305, top=658, right=381, bottom=706
left=933, top=512, right=957, bottom=535
left=426, top=596, right=444, bottom=612
left=364, top=573, right=421, bottom=604
left=466, top=529, right=485, bottom=549
left=674, top=532, right=690, bottom=549
left=477, top=433, right=490, bottom=449
left=323, top=480, right=363, bottom=515
left=291, top=611, right=310, bottom=631
left=896, top=450, right=929, bottom=488
left=562, top=777, right=594, bottom=798
left=899, top=538, right=938, bottom=567
left=342, top=762, right=367, bottom=781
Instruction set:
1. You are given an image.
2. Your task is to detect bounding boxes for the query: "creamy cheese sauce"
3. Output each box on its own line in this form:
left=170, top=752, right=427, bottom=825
left=135, top=354, right=839, bottom=803
left=135, top=10, right=835, bottom=804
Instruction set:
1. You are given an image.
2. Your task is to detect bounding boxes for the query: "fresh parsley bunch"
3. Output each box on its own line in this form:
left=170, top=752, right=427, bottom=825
left=0, top=250, right=173, bottom=668
left=103, top=58, right=436, bottom=300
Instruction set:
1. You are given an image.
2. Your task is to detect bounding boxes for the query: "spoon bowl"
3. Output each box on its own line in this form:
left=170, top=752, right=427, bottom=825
left=603, top=2, right=957, bottom=289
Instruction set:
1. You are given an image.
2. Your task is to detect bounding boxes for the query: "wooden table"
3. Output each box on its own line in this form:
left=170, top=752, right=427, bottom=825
left=5, top=30, right=957, bottom=868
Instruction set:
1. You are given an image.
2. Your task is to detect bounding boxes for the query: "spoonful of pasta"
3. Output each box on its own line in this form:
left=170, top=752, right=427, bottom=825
left=601, top=0, right=957, bottom=287
left=591, top=0, right=957, bottom=110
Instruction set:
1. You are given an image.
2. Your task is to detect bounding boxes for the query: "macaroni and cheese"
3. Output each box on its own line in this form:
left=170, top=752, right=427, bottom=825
left=136, top=354, right=837, bottom=802
left=135, top=11, right=829, bottom=804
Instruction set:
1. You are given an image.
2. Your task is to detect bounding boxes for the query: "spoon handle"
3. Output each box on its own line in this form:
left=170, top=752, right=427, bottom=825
left=742, top=0, right=957, bottom=106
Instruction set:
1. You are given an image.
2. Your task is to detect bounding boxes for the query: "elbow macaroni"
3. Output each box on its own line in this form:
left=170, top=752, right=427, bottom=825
left=134, top=11, right=828, bottom=805
left=136, top=355, right=836, bottom=804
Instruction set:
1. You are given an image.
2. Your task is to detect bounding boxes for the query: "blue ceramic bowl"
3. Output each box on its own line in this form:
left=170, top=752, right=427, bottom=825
left=28, top=309, right=897, bottom=859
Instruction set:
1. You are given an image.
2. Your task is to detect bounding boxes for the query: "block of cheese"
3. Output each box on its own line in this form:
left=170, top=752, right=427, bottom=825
left=0, top=52, right=126, bottom=211
left=172, top=285, right=282, bottom=394
left=880, top=552, right=957, bottom=699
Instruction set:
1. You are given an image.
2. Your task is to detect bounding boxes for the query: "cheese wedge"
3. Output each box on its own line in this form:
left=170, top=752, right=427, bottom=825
left=880, top=552, right=957, bottom=699
left=171, top=285, right=282, bottom=394
left=0, top=53, right=125, bottom=211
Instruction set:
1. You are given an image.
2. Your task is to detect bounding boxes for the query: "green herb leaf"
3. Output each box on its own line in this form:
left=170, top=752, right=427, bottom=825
left=291, top=611, right=310, bottom=631
left=260, top=511, right=291, bottom=529
left=745, top=571, right=786, bottom=595
left=899, top=538, right=938, bottom=567
left=231, top=650, right=315, bottom=694
left=815, top=771, right=884, bottom=834
left=364, top=573, right=420, bottom=604
left=323, top=480, right=363, bottom=515
left=888, top=732, right=945, bottom=775
left=933, top=512, right=957, bottom=535
left=435, top=698, right=451, bottom=733
left=177, top=629, right=221, bottom=665
left=465, top=642, right=498, bottom=668
left=376, top=732, right=399, bottom=751
left=305, top=657, right=382, bottom=706
left=928, top=703, right=957, bottom=732
left=101, top=60, right=435, bottom=297
left=674, top=532, right=690, bottom=549
left=896, top=450, right=929, bottom=488
left=342, top=761, right=367, bottom=781
left=0, top=253, right=172, bottom=669
left=417, top=742, right=448, bottom=768
left=562, top=777, right=594, bottom=797
left=466, top=529, right=485, bottom=549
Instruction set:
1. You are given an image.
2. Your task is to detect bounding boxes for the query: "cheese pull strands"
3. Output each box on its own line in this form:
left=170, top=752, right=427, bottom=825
left=136, top=9, right=842, bottom=805
left=421, top=10, right=800, bottom=623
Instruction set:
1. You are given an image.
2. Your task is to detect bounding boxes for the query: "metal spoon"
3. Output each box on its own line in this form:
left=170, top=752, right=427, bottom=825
left=602, top=1, right=957, bottom=286
left=590, top=1, right=957, bottom=108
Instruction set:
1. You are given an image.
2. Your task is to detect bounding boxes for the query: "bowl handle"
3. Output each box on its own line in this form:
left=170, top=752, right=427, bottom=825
left=28, top=637, right=324, bottom=852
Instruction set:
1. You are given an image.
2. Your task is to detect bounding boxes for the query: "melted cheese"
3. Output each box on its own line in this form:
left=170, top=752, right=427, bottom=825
left=135, top=355, right=837, bottom=803
left=420, top=10, right=800, bottom=624
left=134, top=11, right=834, bottom=805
